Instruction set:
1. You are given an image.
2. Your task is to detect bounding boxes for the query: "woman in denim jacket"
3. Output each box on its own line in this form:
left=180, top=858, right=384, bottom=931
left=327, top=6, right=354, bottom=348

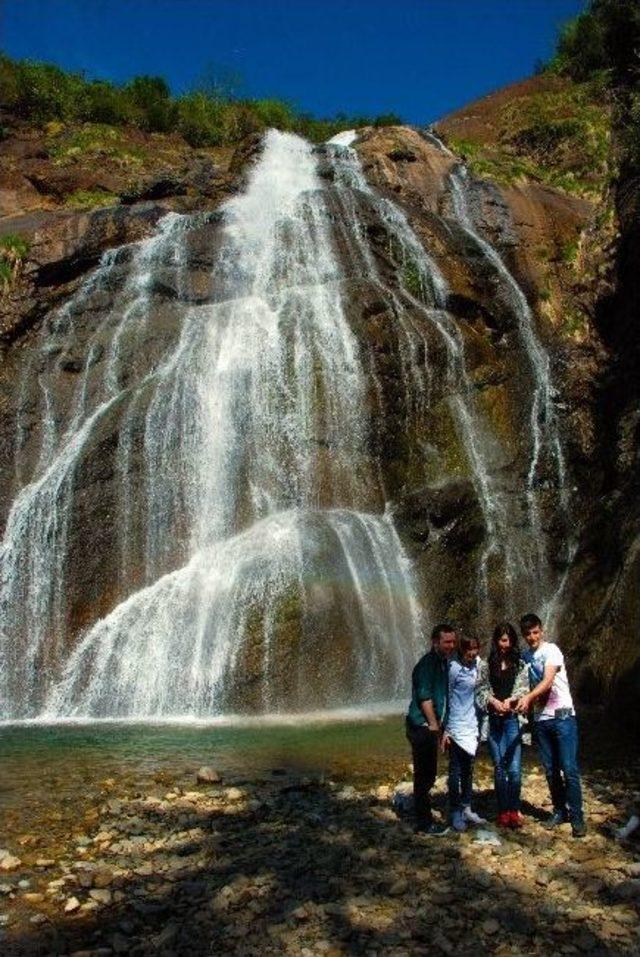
left=476, top=622, right=529, bottom=828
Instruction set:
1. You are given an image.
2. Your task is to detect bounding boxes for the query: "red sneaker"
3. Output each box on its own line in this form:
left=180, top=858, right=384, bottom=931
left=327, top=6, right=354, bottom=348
left=497, top=811, right=511, bottom=827
left=509, top=811, right=524, bottom=828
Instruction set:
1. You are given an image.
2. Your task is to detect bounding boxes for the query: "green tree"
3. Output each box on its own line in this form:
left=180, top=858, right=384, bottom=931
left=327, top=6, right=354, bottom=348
left=124, top=75, right=174, bottom=131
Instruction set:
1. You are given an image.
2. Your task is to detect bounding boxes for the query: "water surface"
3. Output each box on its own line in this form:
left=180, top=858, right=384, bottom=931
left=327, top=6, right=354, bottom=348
left=0, top=713, right=408, bottom=836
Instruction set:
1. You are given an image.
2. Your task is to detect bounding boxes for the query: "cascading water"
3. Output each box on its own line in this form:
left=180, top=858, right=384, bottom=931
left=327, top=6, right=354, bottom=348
left=0, top=131, right=424, bottom=719
left=324, top=140, right=538, bottom=609
left=0, top=128, right=570, bottom=720
left=445, top=163, right=573, bottom=613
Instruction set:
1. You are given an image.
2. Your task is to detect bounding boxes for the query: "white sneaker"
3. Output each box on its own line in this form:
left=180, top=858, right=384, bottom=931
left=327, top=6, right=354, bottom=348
left=463, top=806, right=487, bottom=826
left=616, top=814, right=640, bottom=840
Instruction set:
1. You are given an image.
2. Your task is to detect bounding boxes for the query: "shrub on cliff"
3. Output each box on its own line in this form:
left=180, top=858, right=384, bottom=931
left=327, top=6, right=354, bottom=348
left=81, top=80, right=131, bottom=125
left=124, top=75, right=175, bottom=132
left=0, top=233, right=30, bottom=290
left=176, top=91, right=226, bottom=146
left=550, top=0, right=640, bottom=172
left=0, top=52, right=400, bottom=148
left=1, top=56, right=87, bottom=123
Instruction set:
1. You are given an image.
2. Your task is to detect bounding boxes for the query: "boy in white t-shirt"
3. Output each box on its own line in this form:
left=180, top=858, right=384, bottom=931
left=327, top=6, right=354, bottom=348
left=515, top=613, right=586, bottom=838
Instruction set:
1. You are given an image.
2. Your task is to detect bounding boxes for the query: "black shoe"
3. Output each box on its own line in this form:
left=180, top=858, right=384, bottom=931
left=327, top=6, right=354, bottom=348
left=543, top=811, right=569, bottom=829
left=571, top=822, right=587, bottom=838
left=414, top=821, right=450, bottom=837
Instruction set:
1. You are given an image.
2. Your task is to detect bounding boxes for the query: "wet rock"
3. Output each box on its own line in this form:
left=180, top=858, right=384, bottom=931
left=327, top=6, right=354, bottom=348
left=64, top=895, right=81, bottom=912
left=196, top=766, right=222, bottom=784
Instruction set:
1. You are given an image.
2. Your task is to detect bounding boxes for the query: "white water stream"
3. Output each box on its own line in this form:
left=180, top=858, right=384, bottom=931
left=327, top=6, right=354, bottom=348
left=1, top=131, right=425, bottom=719
left=0, top=130, right=569, bottom=719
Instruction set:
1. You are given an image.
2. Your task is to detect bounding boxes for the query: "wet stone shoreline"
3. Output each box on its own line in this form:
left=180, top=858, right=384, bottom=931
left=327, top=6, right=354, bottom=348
left=1, top=750, right=639, bottom=956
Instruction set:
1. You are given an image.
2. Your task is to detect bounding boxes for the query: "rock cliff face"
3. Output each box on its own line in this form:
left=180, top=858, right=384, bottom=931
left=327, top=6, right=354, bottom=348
left=0, top=78, right=637, bottom=715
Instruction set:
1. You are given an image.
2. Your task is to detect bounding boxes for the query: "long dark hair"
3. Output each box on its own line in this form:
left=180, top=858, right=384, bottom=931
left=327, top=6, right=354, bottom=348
left=488, top=621, right=520, bottom=678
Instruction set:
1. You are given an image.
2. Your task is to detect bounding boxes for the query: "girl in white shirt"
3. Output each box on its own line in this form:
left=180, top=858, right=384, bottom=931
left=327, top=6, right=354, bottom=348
left=442, top=635, right=486, bottom=832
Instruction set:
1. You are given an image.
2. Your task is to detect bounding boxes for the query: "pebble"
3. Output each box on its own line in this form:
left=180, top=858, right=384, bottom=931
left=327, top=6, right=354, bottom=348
left=89, top=888, right=112, bottom=905
left=196, top=766, right=222, bottom=784
left=389, top=878, right=408, bottom=896
left=22, top=892, right=44, bottom=904
left=0, top=757, right=638, bottom=957
left=224, top=787, right=244, bottom=802
left=0, top=854, right=22, bottom=872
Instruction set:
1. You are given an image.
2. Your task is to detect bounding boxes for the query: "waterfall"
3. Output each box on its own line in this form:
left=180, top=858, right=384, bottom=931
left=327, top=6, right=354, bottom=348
left=446, top=164, right=573, bottom=603
left=447, top=165, right=566, bottom=493
left=323, top=140, right=533, bottom=608
left=0, top=129, right=569, bottom=719
left=0, top=130, right=423, bottom=719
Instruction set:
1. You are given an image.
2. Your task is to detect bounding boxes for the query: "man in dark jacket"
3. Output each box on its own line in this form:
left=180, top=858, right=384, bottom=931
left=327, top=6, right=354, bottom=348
left=406, top=622, right=458, bottom=834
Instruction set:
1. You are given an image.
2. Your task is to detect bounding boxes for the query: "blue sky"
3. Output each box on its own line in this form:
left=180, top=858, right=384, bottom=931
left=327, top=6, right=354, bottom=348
left=2, top=0, right=586, bottom=123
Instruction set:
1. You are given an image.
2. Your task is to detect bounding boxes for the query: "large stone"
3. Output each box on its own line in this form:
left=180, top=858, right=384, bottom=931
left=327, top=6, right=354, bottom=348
left=196, top=766, right=222, bottom=784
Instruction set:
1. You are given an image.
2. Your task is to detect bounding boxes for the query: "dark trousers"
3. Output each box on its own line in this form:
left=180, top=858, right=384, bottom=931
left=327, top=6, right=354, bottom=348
left=406, top=718, right=439, bottom=825
left=448, top=739, right=474, bottom=813
left=534, top=715, right=584, bottom=825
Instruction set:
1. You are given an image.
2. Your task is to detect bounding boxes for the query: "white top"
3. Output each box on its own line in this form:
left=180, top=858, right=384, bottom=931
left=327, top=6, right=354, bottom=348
left=528, top=641, right=574, bottom=721
left=447, top=658, right=480, bottom=754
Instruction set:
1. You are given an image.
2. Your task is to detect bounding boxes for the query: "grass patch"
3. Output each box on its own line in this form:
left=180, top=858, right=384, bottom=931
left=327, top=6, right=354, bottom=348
left=0, top=232, right=30, bottom=290
left=65, top=189, right=119, bottom=209
left=447, top=80, right=610, bottom=200
left=47, top=123, right=148, bottom=166
left=561, top=239, right=580, bottom=263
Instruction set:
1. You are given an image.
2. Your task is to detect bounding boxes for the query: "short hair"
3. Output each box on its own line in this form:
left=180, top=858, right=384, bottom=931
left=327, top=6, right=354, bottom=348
left=431, top=622, right=457, bottom=643
left=459, top=634, right=480, bottom=654
left=520, top=613, right=542, bottom=634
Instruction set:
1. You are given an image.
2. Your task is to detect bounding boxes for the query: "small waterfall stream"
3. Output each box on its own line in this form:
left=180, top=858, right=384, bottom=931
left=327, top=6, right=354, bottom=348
left=445, top=164, right=573, bottom=610
left=0, top=129, right=570, bottom=719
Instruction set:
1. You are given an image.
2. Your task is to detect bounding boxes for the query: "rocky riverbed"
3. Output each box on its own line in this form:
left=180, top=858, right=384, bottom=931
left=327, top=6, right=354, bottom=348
left=1, top=734, right=639, bottom=957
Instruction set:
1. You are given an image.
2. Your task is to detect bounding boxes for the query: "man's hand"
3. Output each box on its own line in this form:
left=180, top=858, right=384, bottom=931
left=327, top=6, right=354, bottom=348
left=490, top=697, right=508, bottom=714
left=515, top=695, right=530, bottom=714
left=441, top=732, right=451, bottom=752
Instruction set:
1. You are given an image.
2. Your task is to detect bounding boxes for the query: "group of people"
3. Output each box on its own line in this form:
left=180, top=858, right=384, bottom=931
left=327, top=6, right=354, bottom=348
left=405, top=613, right=588, bottom=838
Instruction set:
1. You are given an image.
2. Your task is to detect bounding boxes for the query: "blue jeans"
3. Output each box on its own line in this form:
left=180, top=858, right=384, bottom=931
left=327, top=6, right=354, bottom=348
left=487, top=714, right=522, bottom=813
left=448, top=739, right=474, bottom=812
left=534, top=715, right=584, bottom=825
